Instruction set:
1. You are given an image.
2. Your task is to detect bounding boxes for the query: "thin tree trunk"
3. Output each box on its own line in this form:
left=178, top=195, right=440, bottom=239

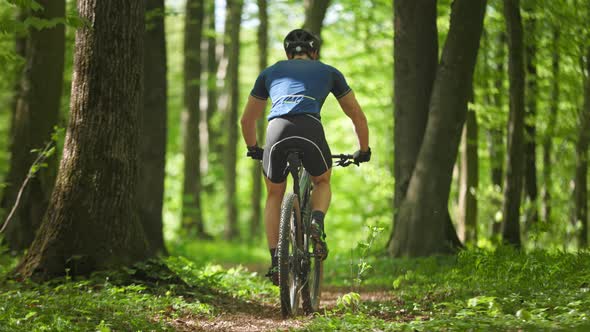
left=391, top=0, right=486, bottom=257
left=206, top=0, right=220, bottom=163
left=16, top=1, right=149, bottom=279
left=490, top=33, right=506, bottom=189
left=303, top=0, right=331, bottom=37
left=523, top=3, right=538, bottom=226
left=224, top=0, right=243, bottom=240
left=501, top=0, right=526, bottom=248
left=1, top=0, right=65, bottom=252
left=139, top=0, right=168, bottom=255
left=575, top=47, right=590, bottom=248
left=182, top=0, right=208, bottom=237
left=250, top=0, right=268, bottom=239
left=489, top=32, right=506, bottom=237
left=542, top=29, right=559, bottom=224
left=9, top=9, right=27, bottom=143
left=458, top=101, right=478, bottom=244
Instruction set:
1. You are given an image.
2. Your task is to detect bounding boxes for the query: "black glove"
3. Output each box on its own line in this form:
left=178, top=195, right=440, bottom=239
left=247, top=145, right=264, bottom=160
left=353, top=147, right=371, bottom=164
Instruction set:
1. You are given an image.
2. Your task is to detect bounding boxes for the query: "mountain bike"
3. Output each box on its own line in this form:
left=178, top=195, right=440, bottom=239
left=278, top=151, right=356, bottom=317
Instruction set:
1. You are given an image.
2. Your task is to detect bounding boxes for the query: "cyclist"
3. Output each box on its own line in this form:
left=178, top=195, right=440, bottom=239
left=240, top=29, right=370, bottom=285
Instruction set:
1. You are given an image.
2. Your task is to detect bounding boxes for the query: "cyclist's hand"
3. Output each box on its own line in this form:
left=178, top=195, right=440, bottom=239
left=353, top=147, right=371, bottom=164
left=247, top=145, right=264, bottom=160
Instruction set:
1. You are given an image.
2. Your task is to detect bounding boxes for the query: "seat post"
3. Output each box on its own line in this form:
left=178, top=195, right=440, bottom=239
left=286, top=152, right=302, bottom=198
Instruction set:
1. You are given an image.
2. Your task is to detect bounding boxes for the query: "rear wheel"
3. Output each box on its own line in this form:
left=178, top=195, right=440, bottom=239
left=278, top=193, right=303, bottom=317
left=300, top=174, right=323, bottom=314
left=301, top=225, right=323, bottom=313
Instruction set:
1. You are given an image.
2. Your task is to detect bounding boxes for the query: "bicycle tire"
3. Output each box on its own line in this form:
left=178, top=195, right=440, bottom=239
left=278, top=192, right=303, bottom=317
left=302, top=246, right=323, bottom=313
left=299, top=172, right=323, bottom=314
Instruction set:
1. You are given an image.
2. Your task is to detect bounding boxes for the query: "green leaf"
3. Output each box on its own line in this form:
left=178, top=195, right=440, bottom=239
left=95, top=320, right=112, bottom=332
left=516, top=309, right=532, bottom=321
left=24, top=311, right=37, bottom=320
left=392, top=276, right=403, bottom=290
left=44, top=147, right=56, bottom=158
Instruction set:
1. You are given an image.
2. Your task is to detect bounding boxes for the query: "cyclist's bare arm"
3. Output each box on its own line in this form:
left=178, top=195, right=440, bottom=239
left=240, top=95, right=267, bottom=147
left=337, top=91, right=370, bottom=151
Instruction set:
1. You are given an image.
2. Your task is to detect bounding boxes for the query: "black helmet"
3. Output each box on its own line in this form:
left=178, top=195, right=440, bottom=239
left=283, top=29, right=321, bottom=56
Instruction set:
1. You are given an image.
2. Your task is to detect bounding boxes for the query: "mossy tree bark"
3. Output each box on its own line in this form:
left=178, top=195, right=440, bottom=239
left=224, top=0, right=243, bottom=240
left=501, top=0, right=526, bottom=248
left=15, top=1, right=150, bottom=279
left=182, top=0, right=209, bottom=237
left=1, top=0, right=65, bottom=252
left=390, top=0, right=486, bottom=257
left=139, top=0, right=168, bottom=255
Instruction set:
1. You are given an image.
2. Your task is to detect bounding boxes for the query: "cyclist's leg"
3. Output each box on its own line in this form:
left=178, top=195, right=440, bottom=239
left=264, top=177, right=287, bottom=250
left=310, top=169, right=332, bottom=214
left=262, top=117, right=292, bottom=283
left=310, top=170, right=331, bottom=260
left=296, top=115, right=332, bottom=260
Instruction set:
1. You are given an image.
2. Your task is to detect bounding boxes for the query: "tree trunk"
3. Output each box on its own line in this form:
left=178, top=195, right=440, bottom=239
left=489, top=32, right=506, bottom=237
left=489, top=32, right=506, bottom=190
left=542, top=29, right=559, bottom=224
left=182, top=0, right=208, bottom=237
left=1, top=0, right=65, bottom=252
left=523, top=2, right=538, bottom=226
left=206, top=0, right=221, bottom=165
left=9, top=9, right=27, bottom=144
left=303, top=0, right=331, bottom=37
left=391, top=0, right=486, bottom=257
left=501, top=0, right=526, bottom=248
left=224, top=0, right=243, bottom=240
left=389, top=0, right=438, bottom=253
left=138, top=0, right=168, bottom=255
left=575, top=47, right=590, bottom=248
left=458, top=103, right=478, bottom=244
left=15, top=1, right=149, bottom=279
left=250, top=0, right=268, bottom=239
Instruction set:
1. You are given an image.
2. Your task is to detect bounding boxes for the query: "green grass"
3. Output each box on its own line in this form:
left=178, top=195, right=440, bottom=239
left=2, top=241, right=590, bottom=331
left=306, top=247, right=590, bottom=331
left=0, top=246, right=278, bottom=332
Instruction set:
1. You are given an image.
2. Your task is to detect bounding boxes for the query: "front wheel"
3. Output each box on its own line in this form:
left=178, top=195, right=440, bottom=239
left=277, top=193, right=303, bottom=317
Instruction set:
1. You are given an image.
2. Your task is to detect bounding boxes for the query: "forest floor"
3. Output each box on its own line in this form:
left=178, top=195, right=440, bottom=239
left=3, top=242, right=590, bottom=331
left=168, top=285, right=395, bottom=332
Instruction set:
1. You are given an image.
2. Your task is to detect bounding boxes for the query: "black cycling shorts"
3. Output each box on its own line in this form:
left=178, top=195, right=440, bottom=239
left=263, top=114, right=332, bottom=183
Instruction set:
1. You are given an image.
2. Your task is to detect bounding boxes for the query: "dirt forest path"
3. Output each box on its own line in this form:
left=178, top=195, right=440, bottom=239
left=169, top=286, right=396, bottom=332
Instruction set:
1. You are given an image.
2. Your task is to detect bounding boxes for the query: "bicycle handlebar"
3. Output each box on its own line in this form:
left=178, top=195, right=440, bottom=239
left=331, top=154, right=357, bottom=167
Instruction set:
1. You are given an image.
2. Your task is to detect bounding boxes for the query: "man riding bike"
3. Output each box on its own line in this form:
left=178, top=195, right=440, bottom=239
left=240, top=29, right=371, bottom=285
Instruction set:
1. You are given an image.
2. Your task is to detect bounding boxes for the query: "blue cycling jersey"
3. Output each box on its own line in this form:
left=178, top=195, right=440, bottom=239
left=250, top=59, right=352, bottom=121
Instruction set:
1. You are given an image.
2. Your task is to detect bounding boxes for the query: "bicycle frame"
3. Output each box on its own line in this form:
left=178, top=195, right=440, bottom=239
left=278, top=151, right=354, bottom=317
